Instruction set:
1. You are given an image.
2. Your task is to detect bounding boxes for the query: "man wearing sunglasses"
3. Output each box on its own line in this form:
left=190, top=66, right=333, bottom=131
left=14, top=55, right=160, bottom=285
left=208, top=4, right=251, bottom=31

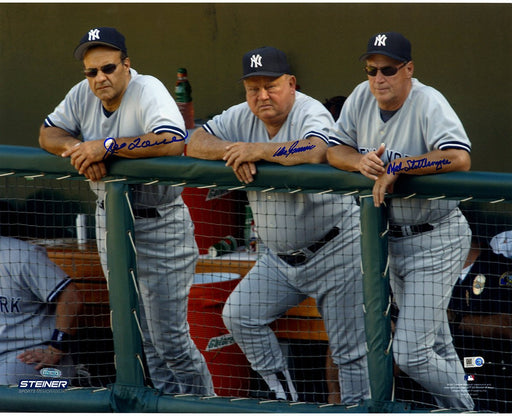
left=327, top=32, right=474, bottom=411
left=38, top=27, right=214, bottom=396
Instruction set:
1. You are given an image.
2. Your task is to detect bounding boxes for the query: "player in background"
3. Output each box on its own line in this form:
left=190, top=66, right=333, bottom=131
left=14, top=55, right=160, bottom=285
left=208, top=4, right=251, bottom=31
left=38, top=27, right=214, bottom=395
left=0, top=202, right=81, bottom=385
left=327, top=32, right=473, bottom=410
left=449, top=229, right=512, bottom=412
left=187, top=46, right=369, bottom=404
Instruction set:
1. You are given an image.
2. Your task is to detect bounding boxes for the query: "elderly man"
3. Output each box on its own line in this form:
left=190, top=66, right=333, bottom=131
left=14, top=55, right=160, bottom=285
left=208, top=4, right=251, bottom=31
left=187, top=46, right=369, bottom=403
left=327, top=32, right=474, bottom=410
left=38, top=27, right=213, bottom=395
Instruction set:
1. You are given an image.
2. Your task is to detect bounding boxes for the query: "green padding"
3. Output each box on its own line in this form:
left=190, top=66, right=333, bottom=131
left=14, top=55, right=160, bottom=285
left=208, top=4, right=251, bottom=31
left=394, top=171, right=512, bottom=201
left=107, top=156, right=374, bottom=192
left=105, top=183, right=145, bottom=387
left=1, top=145, right=511, bottom=201
left=0, top=145, right=76, bottom=175
left=154, top=391, right=373, bottom=413
left=359, top=197, right=393, bottom=402
left=0, top=386, right=111, bottom=412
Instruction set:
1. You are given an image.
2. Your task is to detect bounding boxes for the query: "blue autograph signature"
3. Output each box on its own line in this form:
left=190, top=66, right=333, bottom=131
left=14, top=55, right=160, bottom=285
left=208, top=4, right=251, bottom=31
left=387, top=158, right=452, bottom=175
left=273, top=141, right=316, bottom=158
left=103, top=136, right=185, bottom=159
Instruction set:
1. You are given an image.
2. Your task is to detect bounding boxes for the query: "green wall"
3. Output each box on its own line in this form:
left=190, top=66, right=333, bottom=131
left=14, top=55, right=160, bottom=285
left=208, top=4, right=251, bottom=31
left=0, top=3, right=510, bottom=172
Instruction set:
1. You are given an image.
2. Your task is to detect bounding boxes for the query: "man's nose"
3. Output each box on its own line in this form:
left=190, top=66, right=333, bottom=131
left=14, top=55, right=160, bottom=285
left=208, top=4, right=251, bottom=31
left=258, top=88, right=270, bottom=100
left=374, top=70, right=387, bottom=82
left=95, top=71, right=108, bottom=82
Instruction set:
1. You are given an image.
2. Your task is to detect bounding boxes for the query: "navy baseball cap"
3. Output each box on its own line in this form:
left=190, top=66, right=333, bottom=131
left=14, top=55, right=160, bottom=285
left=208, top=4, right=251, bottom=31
left=73, top=27, right=127, bottom=60
left=359, top=32, right=412, bottom=62
left=241, top=46, right=291, bottom=80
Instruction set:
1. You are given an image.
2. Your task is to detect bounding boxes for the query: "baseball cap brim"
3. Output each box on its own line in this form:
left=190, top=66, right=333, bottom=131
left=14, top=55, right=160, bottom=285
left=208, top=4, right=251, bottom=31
left=359, top=51, right=408, bottom=62
left=240, top=71, right=287, bottom=80
left=73, top=41, right=122, bottom=60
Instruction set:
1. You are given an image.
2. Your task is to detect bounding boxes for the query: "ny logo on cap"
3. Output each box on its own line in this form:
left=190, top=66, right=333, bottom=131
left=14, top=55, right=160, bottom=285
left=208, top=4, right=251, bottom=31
left=374, top=34, right=387, bottom=47
left=88, top=29, right=101, bottom=41
left=250, top=54, right=263, bottom=68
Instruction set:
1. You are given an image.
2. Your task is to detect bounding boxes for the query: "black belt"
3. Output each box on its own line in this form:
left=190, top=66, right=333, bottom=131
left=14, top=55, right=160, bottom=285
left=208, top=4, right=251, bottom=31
left=388, top=223, right=434, bottom=238
left=278, top=227, right=340, bottom=267
left=98, top=200, right=160, bottom=219
left=133, top=207, right=161, bottom=219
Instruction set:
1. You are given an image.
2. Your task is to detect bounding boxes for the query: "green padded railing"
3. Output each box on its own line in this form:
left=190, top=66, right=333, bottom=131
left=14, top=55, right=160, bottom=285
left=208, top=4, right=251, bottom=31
left=0, top=145, right=511, bottom=413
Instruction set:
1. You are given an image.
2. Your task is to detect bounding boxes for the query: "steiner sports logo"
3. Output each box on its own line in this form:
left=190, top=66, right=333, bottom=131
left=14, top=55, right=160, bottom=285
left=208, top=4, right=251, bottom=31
left=18, top=379, right=69, bottom=389
left=18, top=367, right=68, bottom=389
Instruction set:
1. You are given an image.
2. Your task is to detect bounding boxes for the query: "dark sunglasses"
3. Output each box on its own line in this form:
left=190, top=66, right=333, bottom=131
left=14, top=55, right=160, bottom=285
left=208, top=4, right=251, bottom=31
left=84, top=61, right=123, bottom=78
left=364, top=61, right=408, bottom=77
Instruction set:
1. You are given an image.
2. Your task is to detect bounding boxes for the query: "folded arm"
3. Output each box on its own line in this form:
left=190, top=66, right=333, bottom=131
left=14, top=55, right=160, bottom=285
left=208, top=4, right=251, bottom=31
left=188, top=128, right=327, bottom=184
left=40, top=125, right=186, bottom=181
left=328, top=143, right=471, bottom=207
left=371, top=148, right=470, bottom=206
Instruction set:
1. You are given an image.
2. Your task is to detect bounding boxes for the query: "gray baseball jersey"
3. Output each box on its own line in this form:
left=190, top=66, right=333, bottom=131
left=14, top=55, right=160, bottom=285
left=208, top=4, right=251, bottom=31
left=204, top=91, right=355, bottom=253
left=332, top=78, right=472, bottom=226
left=206, top=91, right=370, bottom=403
left=0, top=236, right=71, bottom=384
left=44, top=68, right=185, bottom=207
left=44, top=68, right=214, bottom=395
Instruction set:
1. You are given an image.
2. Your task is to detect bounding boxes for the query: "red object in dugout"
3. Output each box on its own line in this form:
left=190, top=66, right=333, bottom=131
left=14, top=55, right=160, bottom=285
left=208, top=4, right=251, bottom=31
left=182, top=188, right=241, bottom=255
left=187, top=274, right=251, bottom=397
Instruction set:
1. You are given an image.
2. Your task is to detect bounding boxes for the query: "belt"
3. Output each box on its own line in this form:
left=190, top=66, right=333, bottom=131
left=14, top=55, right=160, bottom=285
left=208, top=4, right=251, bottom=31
left=278, top=227, right=340, bottom=267
left=98, top=200, right=160, bottom=219
left=133, top=207, right=161, bottom=219
left=388, top=223, right=434, bottom=238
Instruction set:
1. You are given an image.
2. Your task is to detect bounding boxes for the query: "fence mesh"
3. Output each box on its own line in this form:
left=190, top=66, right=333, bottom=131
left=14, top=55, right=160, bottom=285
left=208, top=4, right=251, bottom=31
left=0, top=176, right=115, bottom=388
left=125, top=184, right=365, bottom=403
left=0, top=171, right=511, bottom=412
left=389, top=198, right=512, bottom=412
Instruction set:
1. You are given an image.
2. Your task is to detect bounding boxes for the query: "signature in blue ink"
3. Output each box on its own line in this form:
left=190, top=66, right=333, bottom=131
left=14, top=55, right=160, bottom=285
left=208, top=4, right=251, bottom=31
left=387, top=158, right=451, bottom=175
left=103, top=136, right=185, bottom=159
left=273, top=141, right=316, bottom=158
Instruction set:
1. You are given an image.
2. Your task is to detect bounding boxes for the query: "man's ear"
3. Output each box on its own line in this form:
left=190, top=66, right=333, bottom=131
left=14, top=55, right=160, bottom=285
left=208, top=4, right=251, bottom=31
left=288, top=75, right=297, bottom=90
left=406, top=61, right=414, bottom=78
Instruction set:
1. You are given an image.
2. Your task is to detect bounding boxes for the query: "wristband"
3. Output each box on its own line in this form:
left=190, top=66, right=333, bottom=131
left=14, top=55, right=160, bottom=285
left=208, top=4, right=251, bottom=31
left=49, top=329, right=72, bottom=353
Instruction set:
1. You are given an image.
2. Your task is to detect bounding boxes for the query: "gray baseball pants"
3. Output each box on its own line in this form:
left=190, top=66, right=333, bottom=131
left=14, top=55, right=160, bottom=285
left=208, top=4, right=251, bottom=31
left=390, top=208, right=474, bottom=410
left=222, top=216, right=370, bottom=404
left=96, top=199, right=214, bottom=395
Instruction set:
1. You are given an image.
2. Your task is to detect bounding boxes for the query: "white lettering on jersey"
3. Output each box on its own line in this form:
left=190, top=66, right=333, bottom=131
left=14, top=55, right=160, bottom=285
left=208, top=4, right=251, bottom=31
left=359, top=147, right=407, bottom=163
left=386, top=149, right=405, bottom=161
left=0, top=296, right=21, bottom=313
left=359, top=147, right=379, bottom=155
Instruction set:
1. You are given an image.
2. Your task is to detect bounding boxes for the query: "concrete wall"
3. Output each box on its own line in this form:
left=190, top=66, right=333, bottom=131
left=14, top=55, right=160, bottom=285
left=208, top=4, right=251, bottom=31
left=0, top=3, right=510, bottom=172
